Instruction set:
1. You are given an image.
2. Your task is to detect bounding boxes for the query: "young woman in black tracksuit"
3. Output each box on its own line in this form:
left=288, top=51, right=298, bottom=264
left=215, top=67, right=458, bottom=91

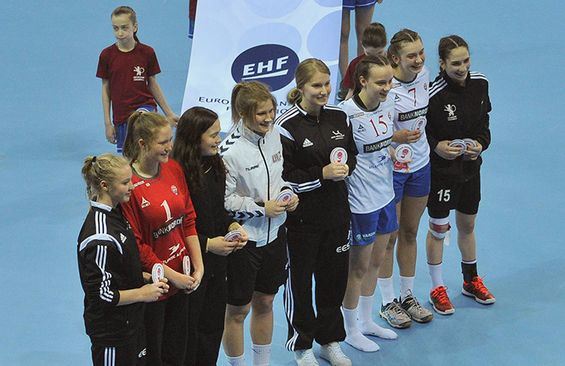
left=425, top=35, right=495, bottom=316
left=78, top=153, right=169, bottom=366
left=171, top=107, right=248, bottom=366
left=276, top=58, right=357, bottom=366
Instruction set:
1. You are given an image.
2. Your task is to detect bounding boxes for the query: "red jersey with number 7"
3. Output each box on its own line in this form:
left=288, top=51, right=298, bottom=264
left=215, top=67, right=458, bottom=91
left=121, top=159, right=197, bottom=298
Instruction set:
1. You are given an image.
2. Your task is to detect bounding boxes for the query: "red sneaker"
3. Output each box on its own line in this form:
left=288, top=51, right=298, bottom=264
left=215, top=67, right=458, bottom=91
left=429, top=286, right=455, bottom=315
left=462, top=276, right=496, bottom=304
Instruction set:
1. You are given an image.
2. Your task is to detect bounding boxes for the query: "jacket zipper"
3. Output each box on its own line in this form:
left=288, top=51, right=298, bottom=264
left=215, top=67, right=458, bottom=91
left=257, top=138, right=271, bottom=244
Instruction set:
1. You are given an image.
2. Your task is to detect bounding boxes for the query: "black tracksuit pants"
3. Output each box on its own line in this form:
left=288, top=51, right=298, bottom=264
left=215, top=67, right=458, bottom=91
left=185, top=267, right=227, bottom=366
left=283, top=223, right=350, bottom=351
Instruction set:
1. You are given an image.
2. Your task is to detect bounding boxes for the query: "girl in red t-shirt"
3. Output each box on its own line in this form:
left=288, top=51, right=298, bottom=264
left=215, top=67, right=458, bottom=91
left=121, top=111, right=203, bottom=366
left=97, top=6, right=179, bottom=153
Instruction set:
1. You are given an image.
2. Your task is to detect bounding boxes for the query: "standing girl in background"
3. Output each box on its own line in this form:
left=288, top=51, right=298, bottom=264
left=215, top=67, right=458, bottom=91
left=377, top=29, right=434, bottom=329
left=339, top=0, right=384, bottom=99
left=339, top=56, right=398, bottom=353
left=78, top=153, right=169, bottom=366
left=426, top=35, right=495, bottom=315
left=97, top=6, right=179, bottom=153
left=276, top=58, right=357, bottom=366
left=172, top=106, right=248, bottom=366
left=121, top=112, right=203, bottom=366
left=220, top=81, right=298, bottom=366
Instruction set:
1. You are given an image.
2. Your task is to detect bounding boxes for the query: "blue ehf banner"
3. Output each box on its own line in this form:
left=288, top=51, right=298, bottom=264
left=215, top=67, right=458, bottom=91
left=182, top=0, right=342, bottom=131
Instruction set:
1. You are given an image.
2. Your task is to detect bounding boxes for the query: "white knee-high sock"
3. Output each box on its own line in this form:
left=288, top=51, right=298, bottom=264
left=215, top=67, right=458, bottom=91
left=226, top=353, right=246, bottom=366
left=358, top=295, right=397, bottom=340
left=342, top=306, right=380, bottom=352
left=378, top=277, right=395, bottom=305
left=251, top=343, right=271, bottom=366
left=428, top=263, right=444, bottom=290
left=400, top=276, right=415, bottom=301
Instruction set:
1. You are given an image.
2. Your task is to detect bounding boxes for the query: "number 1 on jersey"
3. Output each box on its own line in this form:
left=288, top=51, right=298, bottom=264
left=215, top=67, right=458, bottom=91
left=161, top=200, right=173, bottom=221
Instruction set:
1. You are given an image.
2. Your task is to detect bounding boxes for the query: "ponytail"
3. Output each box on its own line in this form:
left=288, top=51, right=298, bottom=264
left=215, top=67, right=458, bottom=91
left=81, top=153, right=129, bottom=200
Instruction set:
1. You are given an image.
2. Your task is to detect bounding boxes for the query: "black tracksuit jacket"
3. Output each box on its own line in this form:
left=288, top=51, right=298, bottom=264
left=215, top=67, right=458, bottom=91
left=427, top=71, right=492, bottom=182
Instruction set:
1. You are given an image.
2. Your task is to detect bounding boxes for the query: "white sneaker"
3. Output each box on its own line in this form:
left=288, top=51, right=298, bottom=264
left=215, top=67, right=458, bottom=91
left=319, top=342, right=352, bottom=366
left=294, top=348, right=319, bottom=366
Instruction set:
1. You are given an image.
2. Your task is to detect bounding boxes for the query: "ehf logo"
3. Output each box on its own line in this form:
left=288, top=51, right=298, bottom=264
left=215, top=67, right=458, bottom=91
left=231, top=44, right=299, bottom=91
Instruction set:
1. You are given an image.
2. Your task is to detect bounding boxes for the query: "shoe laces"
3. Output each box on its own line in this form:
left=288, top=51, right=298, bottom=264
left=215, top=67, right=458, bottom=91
left=470, top=276, right=490, bottom=296
left=402, top=291, right=421, bottom=308
left=388, top=301, right=407, bottom=317
left=431, top=286, right=450, bottom=305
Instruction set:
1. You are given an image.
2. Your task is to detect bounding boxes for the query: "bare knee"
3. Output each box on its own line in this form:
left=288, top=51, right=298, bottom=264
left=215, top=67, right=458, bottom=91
left=226, top=304, right=251, bottom=324
left=252, top=293, right=275, bottom=315
left=399, top=226, right=419, bottom=244
left=457, top=221, right=475, bottom=235
left=385, top=232, right=398, bottom=250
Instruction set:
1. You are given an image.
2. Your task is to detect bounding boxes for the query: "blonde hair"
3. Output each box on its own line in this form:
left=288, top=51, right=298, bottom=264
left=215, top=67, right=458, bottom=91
left=81, top=153, right=129, bottom=200
left=287, top=58, right=330, bottom=105
left=231, top=81, right=276, bottom=125
left=123, top=111, right=170, bottom=162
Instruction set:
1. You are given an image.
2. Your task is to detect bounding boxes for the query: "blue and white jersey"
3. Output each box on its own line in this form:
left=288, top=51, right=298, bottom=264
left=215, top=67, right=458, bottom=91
left=390, top=66, right=430, bottom=173
left=339, top=95, right=394, bottom=214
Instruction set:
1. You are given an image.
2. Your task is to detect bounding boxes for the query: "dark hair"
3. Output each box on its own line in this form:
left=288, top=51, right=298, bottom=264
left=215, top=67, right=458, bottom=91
left=123, top=111, right=169, bottom=162
left=353, top=55, right=391, bottom=94
left=387, top=28, right=422, bottom=68
left=287, top=58, right=331, bottom=105
left=231, top=81, right=277, bottom=126
left=362, top=22, right=387, bottom=49
left=438, top=35, right=469, bottom=65
left=111, top=6, right=139, bottom=42
left=172, top=107, right=225, bottom=192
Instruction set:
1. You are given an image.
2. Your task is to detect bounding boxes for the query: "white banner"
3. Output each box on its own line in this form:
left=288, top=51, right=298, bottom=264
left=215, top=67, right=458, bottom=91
left=182, top=0, right=342, bottom=131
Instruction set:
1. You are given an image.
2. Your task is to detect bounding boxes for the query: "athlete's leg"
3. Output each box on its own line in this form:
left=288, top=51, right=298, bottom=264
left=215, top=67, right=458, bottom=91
left=397, top=195, right=428, bottom=278
left=339, top=8, right=351, bottom=78
left=354, top=5, right=376, bottom=55
left=361, top=234, right=390, bottom=297
left=250, top=291, right=275, bottom=345
left=455, top=211, right=477, bottom=262
left=223, top=303, right=251, bottom=357
left=343, top=244, right=373, bottom=309
left=342, top=244, right=380, bottom=351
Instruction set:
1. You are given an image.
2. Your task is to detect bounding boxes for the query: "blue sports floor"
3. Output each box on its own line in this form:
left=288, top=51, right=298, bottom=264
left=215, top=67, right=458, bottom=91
left=1, top=1, right=563, bottom=365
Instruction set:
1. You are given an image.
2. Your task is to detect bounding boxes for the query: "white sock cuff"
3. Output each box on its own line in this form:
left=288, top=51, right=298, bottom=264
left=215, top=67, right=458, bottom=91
left=226, top=354, right=245, bottom=366
left=252, top=344, right=271, bottom=366
left=252, top=343, right=271, bottom=350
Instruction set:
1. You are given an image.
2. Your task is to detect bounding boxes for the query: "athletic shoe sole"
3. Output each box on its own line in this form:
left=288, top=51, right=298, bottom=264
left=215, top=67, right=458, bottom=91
left=428, top=298, right=455, bottom=315
left=462, top=288, right=496, bottom=304
left=408, top=312, right=433, bottom=323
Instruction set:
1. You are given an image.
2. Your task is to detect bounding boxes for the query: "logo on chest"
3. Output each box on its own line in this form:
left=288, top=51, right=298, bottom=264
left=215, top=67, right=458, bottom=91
left=171, top=185, right=178, bottom=195
left=272, top=151, right=282, bottom=163
left=141, top=196, right=150, bottom=208
left=246, top=164, right=259, bottom=171
left=444, top=104, right=458, bottom=121
left=133, top=66, right=146, bottom=82
left=331, top=130, right=345, bottom=140
left=357, top=124, right=366, bottom=133
left=302, top=138, right=314, bottom=148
